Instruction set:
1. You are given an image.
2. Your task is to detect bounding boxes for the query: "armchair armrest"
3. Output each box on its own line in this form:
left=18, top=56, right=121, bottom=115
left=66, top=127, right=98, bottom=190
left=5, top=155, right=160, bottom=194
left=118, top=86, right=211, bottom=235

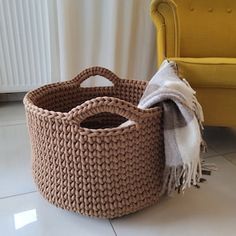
left=150, top=0, right=179, bottom=67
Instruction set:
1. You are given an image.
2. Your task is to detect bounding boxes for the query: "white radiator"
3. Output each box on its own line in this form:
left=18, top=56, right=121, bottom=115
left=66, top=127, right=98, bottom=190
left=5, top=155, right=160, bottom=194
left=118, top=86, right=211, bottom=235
left=0, top=0, right=156, bottom=93
left=0, top=0, right=59, bottom=93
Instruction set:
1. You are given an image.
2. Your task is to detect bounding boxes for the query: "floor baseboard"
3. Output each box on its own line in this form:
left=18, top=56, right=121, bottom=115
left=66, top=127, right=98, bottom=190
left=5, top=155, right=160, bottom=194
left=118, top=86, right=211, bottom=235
left=0, top=93, right=26, bottom=102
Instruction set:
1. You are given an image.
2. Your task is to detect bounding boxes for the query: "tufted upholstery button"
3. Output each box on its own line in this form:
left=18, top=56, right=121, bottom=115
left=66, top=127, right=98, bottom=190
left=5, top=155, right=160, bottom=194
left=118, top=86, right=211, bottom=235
left=227, top=8, right=232, bottom=13
left=208, top=7, right=213, bottom=12
left=190, top=7, right=194, bottom=11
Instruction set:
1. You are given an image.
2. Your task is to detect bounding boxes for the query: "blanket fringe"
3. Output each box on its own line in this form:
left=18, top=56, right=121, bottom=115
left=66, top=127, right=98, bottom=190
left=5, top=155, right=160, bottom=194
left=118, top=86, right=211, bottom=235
left=161, top=157, right=217, bottom=196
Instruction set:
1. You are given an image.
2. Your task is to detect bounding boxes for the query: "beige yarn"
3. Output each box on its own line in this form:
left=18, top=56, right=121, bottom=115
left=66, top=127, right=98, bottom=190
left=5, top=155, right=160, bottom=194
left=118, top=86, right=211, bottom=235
left=24, top=67, right=165, bottom=218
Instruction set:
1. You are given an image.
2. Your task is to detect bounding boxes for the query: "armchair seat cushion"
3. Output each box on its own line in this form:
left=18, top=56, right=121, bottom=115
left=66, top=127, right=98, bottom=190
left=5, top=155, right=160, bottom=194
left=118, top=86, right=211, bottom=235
left=169, top=57, right=236, bottom=89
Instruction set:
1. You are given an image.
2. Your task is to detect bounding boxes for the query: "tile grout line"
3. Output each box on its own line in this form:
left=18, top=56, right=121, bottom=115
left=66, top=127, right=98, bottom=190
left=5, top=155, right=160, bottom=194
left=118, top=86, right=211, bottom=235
left=221, top=151, right=236, bottom=156
left=214, top=150, right=236, bottom=157
left=203, top=151, right=236, bottom=168
left=202, top=153, right=219, bottom=159
left=207, top=141, right=236, bottom=157
left=204, top=152, right=236, bottom=163
left=109, top=220, right=118, bottom=236
left=206, top=145, right=219, bottom=156
left=205, top=145, right=236, bottom=157
left=0, top=190, right=37, bottom=200
left=222, top=156, right=236, bottom=168
left=0, top=121, right=26, bottom=127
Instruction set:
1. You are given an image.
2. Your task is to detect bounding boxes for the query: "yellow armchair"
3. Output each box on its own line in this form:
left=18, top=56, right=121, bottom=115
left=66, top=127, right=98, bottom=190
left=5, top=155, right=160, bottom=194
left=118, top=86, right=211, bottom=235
left=150, top=0, right=236, bottom=127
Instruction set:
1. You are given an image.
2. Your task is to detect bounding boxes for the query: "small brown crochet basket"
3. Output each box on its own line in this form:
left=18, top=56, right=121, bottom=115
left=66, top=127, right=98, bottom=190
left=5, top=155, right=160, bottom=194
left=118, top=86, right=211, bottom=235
left=24, top=67, right=165, bottom=218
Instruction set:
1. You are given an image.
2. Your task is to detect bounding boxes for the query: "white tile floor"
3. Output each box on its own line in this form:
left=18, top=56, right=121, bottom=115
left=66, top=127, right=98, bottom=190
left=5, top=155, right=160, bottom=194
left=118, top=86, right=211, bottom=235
left=0, top=101, right=236, bottom=236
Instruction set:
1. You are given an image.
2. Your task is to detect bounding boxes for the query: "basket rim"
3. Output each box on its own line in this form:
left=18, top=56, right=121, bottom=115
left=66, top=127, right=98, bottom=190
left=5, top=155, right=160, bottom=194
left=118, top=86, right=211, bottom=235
left=23, top=77, right=161, bottom=122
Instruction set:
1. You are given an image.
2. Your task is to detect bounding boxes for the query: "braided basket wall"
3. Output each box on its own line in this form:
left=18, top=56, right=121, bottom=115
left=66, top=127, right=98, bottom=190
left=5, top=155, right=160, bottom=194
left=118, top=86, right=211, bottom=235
left=24, top=67, right=165, bottom=218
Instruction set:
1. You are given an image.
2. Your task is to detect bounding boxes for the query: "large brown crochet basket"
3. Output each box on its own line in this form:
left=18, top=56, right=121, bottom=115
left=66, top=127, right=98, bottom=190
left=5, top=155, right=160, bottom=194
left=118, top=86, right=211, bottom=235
left=24, top=67, right=165, bottom=218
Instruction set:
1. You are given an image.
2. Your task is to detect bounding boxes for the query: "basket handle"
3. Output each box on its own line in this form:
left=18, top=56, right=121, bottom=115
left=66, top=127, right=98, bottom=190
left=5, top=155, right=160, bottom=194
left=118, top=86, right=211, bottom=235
left=71, top=66, right=121, bottom=86
left=67, top=97, right=150, bottom=126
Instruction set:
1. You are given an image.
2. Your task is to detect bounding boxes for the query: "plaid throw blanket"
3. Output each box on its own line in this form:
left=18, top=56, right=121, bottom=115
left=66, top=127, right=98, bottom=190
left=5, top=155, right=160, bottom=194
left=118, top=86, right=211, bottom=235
left=138, top=60, right=205, bottom=195
left=122, top=60, right=206, bottom=195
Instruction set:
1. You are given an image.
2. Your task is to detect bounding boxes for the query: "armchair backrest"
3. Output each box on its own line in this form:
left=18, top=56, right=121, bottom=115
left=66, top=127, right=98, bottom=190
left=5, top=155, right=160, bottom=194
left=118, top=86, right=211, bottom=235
left=151, top=0, right=236, bottom=66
